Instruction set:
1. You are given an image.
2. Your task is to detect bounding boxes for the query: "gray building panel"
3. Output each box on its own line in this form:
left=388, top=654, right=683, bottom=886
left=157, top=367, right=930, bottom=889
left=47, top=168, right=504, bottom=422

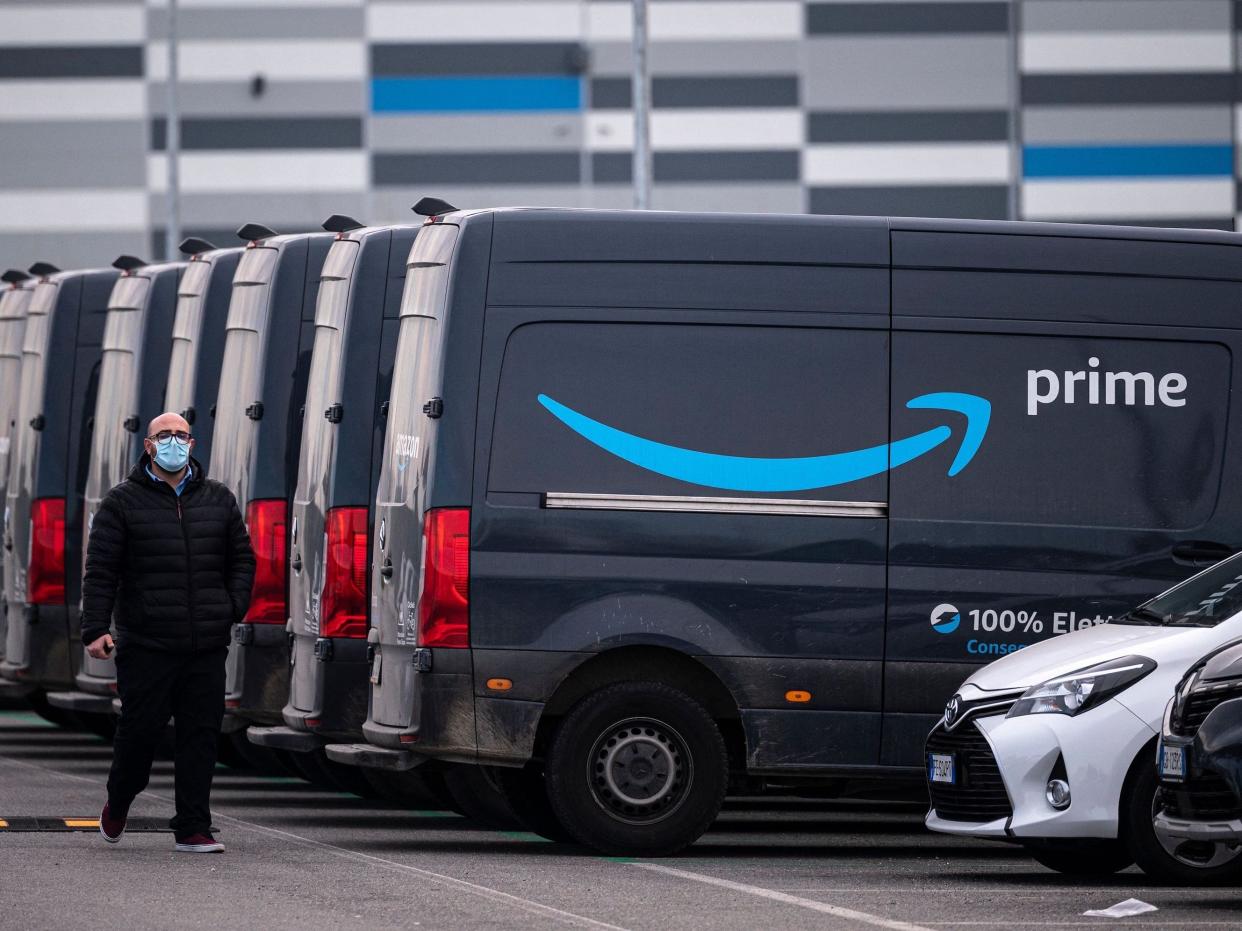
left=807, top=110, right=1010, bottom=142
left=150, top=116, right=365, bottom=151
left=0, top=120, right=147, bottom=188
left=373, top=151, right=582, bottom=185
left=146, top=80, right=366, bottom=118
left=371, top=113, right=584, bottom=152
left=372, top=42, right=586, bottom=76
left=1023, top=105, right=1232, bottom=144
left=589, top=40, right=803, bottom=76
left=1023, top=0, right=1230, bottom=32
left=804, top=36, right=1011, bottom=109
left=806, top=2, right=1009, bottom=34
left=1022, top=74, right=1236, bottom=106
left=0, top=46, right=143, bottom=79
left=147, top=6, right=364, bottom=40
left=591, top=75, right=800, bottom=109
left=809, top=185, right=1009, bottom=219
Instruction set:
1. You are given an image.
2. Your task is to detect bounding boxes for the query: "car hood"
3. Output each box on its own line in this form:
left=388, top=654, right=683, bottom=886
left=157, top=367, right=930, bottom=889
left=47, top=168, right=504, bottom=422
left=964, top=621, right=1209, bottom=692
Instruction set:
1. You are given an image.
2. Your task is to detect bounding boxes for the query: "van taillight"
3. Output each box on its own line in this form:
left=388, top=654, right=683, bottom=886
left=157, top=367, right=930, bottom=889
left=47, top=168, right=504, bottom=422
left=321, top=506, right=368, bottom=639
left=244, top=499, right=287, bottom=623
left=417, top=508, right=469, bottom=648
left=28, top=497, right=66, bottom=605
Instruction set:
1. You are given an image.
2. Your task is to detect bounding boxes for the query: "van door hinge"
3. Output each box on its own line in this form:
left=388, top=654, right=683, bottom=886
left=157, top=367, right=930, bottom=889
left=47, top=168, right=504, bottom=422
left=379, top=401, right=389, bottom=417
left=314, top=637, right=334, bottom=662
left=422, top=397, right=443, bottom=419
left=123, top=415, right=140, bottom=433
left=412, top=648, right=432, bottom=672
left=181, top=406, right=196, bottom=425
left=29, top=414, right=45, bottom=431
left=324, top=403, right=344, bottom=424
left=245, top=402, right=264, bottom=421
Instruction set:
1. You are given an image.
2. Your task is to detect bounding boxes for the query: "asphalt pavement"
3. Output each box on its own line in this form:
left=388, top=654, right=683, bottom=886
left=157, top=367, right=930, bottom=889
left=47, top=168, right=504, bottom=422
left=1, top=708, right=1239, bottom=930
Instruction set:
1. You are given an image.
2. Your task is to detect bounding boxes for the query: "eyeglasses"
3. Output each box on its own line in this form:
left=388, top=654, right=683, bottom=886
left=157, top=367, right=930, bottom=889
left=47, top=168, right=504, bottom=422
left=149, top=430, right=192, bottom=442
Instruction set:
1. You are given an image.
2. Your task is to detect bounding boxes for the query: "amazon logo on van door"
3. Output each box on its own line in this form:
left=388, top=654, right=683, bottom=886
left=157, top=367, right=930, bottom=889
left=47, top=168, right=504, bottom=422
left=1027, top=358, right=1187, bottom=416
left=536, top=392, right=991, bottom=493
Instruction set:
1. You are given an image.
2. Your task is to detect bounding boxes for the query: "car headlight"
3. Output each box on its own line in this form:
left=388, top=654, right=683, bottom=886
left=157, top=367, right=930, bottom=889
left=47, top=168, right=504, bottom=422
left=1007, top=655, right=1157, bottom=718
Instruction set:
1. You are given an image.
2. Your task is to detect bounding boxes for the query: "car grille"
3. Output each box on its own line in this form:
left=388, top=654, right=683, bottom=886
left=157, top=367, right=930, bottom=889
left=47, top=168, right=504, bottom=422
left=926, top=721, right=1013, bottom=823
left=1172, top=681, right=1242, bottom=736
left=1160, top=773, right=1242, bottom=821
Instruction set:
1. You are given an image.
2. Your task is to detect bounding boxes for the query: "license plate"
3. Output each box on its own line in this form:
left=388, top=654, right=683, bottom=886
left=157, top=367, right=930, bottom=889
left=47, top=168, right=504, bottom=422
left=369, top=650, right=382, bottom=686
left=928, top=752, right=956, bottom=785
left=1160, top=743, right=1187, bottom=782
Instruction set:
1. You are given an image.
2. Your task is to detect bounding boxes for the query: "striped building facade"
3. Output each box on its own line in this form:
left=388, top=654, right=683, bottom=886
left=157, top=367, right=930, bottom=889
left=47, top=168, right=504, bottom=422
left=1, top=0, right=1240, bottom=267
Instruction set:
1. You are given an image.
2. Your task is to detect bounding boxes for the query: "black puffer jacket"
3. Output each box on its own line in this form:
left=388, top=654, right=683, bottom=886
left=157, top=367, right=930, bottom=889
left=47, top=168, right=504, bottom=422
left=80, top=455, right=256, bottom=651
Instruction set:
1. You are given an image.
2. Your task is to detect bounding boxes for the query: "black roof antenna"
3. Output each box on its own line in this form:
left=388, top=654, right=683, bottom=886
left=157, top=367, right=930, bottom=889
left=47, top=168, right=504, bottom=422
left=412, top=197, right=458, bottom=217
left=237, top=223, right=277, bottom=242
left=179, top=237, right=217, bottom=255
left=322, top=214, right=365, bottom=234
left=112, top=255, right=146, bottom=272
left=2, top=269, right=30, bottom=284
left=29, top=262, right=60, bottom=278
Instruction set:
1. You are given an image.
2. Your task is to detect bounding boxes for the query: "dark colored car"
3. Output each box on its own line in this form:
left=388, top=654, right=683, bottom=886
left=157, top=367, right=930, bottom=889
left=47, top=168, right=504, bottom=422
left=215, top=226, right=331, bottom=757
left=0, top=264, right=117, bottom=719
left=246, top=217, right=414, bottom=794
left=1156, top=638, right=1242, bottom=858
left=46, top=256, right=184, bottom=716
left=327, top=206, right=1242, bottom=856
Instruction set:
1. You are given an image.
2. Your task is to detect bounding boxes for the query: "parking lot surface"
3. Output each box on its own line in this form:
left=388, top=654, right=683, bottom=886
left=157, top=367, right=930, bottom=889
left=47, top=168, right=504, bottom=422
left=0, top=710, right=1238, bottom=930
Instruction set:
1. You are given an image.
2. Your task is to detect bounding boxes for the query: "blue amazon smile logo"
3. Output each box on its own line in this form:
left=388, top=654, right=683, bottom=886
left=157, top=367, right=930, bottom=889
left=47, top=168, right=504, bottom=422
left=537, top=392, right=991, bottom=492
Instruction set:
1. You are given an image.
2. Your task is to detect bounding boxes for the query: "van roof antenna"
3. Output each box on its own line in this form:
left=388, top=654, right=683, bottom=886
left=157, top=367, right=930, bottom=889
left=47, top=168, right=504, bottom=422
left=412, top=197, right=458, bottom=217
left=2, top=269, right=30, bottom=284
left=236, top=223, right=277, bottom=242
left=322, top=214, right=365, bottom=233
left=179, top=237, right=217, bottom=256
left=28, top=262, right=60, bottom=278
left=112, top=255, right=146, bottom=272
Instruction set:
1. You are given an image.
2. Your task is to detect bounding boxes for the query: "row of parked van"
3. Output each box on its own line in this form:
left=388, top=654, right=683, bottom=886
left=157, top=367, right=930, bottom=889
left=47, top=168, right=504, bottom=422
left=3, top=204, right=1242, bottom=861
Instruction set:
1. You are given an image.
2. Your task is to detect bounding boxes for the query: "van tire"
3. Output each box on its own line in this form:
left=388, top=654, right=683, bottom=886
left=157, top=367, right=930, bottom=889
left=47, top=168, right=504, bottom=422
left=487, top=763, right=573, bottom=842
left=1022, top=839, right=1133, bottom=876
left=1122, top=748, right=1242, bottom=884
left=27, top=690, right=83, bottom=730
left=444, top=763, right=522, bottom=829
left=545, top=681, right=727, bottom=857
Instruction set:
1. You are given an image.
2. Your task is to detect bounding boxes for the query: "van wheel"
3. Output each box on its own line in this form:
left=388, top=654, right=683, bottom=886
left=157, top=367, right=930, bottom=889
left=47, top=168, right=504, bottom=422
left=1123, top=749, right=1242, bottom=884
left=444, top=763, right=522, bottom=829
left=27, top=690, right=83, bottom=730
left=545, top=681, right=727, bottom=857
left=487, top=763, right=573, bottom=842
left=1022, top=839, right=1133, bottom=876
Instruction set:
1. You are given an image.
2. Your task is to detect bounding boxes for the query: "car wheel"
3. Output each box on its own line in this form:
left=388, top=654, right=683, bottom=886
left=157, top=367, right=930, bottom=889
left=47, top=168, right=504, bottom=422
left=545, top=681, right=727, bottom=857
left=1123, top=749, right=1242, bottom=884
left=487, top=763, right=573, bottom=842
left=444, top=762, right=522, bottom=829
left=1022, top=839, right=1134, bottom=876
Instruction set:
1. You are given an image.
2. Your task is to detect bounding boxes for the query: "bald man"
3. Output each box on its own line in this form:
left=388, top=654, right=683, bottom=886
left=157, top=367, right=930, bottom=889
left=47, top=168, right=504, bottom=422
left=81, top=412, right=255, bottom=853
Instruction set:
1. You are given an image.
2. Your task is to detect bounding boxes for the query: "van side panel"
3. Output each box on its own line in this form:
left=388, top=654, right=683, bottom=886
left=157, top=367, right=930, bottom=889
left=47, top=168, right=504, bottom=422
left=468, top=213, right=893, bottom=770
left=884, top=230, right=1242, bottom=765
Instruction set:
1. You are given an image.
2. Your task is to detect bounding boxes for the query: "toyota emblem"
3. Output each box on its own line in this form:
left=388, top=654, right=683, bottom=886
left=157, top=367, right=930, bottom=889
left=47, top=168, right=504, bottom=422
left=944, top=695, right=961, bottom=729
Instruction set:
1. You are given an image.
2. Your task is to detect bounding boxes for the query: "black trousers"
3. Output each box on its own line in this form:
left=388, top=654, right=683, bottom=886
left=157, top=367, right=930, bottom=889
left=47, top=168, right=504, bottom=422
left=107, top=643, right=226, bottom=839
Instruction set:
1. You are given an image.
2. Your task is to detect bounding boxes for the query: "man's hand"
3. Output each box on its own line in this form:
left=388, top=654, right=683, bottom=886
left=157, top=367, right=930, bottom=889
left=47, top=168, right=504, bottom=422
left=86, top=633, right=114, bottom=660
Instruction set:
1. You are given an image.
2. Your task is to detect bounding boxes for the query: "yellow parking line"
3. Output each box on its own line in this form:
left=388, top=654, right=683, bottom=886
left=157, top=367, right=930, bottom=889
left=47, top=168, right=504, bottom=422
left=63, top=819, right=99, bottom=828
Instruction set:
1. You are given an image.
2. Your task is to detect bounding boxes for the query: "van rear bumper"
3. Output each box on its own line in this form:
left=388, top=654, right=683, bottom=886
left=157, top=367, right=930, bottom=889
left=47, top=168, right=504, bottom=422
left=280, top=637, right=368, bottom=740
left=324, top=742, right=423, bottom=771
left=247, top=725, right=322, bottom=753
left=46, top=690, right=113, bottom=713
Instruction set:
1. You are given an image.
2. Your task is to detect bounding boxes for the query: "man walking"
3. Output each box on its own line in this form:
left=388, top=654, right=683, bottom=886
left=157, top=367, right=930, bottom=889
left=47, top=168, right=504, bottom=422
left=81, top=412, right=255, bottom=853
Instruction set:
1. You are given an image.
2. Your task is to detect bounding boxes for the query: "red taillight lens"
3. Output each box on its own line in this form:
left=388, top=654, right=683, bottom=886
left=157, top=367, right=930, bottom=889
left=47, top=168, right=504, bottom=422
left=28, top=497, right=66, bottom=605
left=321, top=506, right=368, bottom=639
left=417, top=507, right=469, bottom=648
left=244, top=498, right=287, bottom=623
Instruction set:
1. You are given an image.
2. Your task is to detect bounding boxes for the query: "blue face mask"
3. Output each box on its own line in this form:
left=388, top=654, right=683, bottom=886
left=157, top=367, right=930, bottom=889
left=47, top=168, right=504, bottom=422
left=153, top=437, right=190, bottom=472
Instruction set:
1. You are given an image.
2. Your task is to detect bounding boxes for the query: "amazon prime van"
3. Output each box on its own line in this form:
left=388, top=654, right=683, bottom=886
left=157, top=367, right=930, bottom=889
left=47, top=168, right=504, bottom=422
left=245, top=217, right=413, bottom=794
left=324, top=206, right=1242, bottom=855
left=215, top=225, right=331, bottom=754
left=46, top=256, right=184, bottom=716
left=1, top=264, right=116, bottom=718
left=162, top=238, right=244, bottom=472
left=0, top=270, right=35, bottom=646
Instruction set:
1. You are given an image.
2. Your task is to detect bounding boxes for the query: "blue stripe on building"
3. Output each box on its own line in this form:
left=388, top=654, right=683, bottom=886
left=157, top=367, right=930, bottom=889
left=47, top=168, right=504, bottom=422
left=372, top=76, right=582, bottom=113
left=1024, top=144, right=1233, bottom=178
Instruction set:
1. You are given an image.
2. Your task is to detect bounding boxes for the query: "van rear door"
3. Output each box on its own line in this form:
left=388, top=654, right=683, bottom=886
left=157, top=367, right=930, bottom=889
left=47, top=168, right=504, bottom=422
left=0, top=280, right=33, bottom=619
left=884, top=228, right=1242, bottom=765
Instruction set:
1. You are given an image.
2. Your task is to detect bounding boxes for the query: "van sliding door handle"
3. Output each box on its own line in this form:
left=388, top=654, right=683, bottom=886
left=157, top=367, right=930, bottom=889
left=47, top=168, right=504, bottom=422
left=1172, top=540, right=1235, bottom=567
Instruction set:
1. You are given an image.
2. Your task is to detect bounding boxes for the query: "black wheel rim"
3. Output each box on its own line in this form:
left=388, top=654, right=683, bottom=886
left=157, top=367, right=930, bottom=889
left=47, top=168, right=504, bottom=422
left=586, top=716, right=693, bottom=825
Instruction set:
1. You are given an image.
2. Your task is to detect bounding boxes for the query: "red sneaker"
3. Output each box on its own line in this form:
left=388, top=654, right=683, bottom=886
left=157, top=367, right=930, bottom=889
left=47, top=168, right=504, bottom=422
left=100, top=803, right=126, bottom=844
left=174, top=833, right=224, bottom=854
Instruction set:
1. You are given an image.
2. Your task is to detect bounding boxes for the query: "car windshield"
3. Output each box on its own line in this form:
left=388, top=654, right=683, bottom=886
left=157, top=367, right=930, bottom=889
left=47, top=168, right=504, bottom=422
left=1118, top=552, right=1242, bottom=628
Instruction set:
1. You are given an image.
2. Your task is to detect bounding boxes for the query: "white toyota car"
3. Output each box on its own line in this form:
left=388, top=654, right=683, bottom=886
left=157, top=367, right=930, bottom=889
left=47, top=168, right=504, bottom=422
left=925, top=551, right=1242, bottom=883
